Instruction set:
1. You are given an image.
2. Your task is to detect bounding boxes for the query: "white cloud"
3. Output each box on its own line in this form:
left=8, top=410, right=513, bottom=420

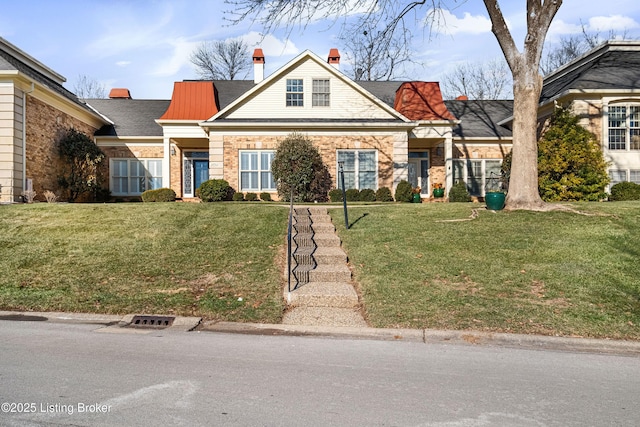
left=150, top=37, right=199, bottom=77
left=430, top=8, right=492, bottom=36
left=241, top=32, right=300, bottom=56
left=116, top=61, right=131, bottom=67
left=586, top=15, right=640, bottom=32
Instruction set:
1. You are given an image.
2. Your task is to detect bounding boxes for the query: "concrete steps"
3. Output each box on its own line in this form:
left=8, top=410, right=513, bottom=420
left=284, top=206, right=366, bottom=327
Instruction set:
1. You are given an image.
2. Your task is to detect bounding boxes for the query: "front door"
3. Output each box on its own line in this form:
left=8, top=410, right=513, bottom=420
left=408, top=157, right=430, bottom=195
left=194, top=160, right=208, bottom=193
left=183, top=152, right=209, bottom=197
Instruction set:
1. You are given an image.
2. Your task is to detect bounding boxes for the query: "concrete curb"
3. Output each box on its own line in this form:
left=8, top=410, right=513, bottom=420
left=201, top=321, right=640, bottom=356
left=0, top=310, right=201, bottom=332
left=2, top=310, right=638, bottom=356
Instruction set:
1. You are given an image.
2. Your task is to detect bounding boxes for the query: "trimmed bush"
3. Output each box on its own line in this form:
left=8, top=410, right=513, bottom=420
left=141, top=188, right=176, bottom=202
left=199, top=179, right=233, bottom=202
left=232, top=192, right=245, bottom=201
left=346, top=188, right=360, bottom=202
left=245, top=192, right=258, bottom=201
left=271, top=132, right=332, bottom=202
left=609, top=182, right=640, bottom=201
left=375, top=187, right=394, bottom=202
left=329, top=188, right=343, bottom=202
left=394, top=180, right=413, bottom=203
left=449, top=181, right=472, bottom=202
left=359, top=188, right=376, bottom=202
left=259, top=192, right=272, bottom=201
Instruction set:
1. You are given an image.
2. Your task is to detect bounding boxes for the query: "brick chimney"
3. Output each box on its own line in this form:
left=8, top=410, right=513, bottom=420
left=109, top=88, right=132, bottom=99
left=327, top=48, right=340, bottom=70
left=253, top=48, right=265, bottom=83
left=456, top=95, right=469, bottom=101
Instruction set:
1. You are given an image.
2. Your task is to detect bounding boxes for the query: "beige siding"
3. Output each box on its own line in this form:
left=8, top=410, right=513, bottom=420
left=0, top=83, right=22, bottom=203
left=226, top=58, right=395, bottom=120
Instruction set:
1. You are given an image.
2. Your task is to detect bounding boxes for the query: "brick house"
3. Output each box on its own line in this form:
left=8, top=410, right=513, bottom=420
left=2, top=38, right=639, bottom=204
left=0, top=37, right=108, bottom=203
left=90, top=48, right=513, bottom=201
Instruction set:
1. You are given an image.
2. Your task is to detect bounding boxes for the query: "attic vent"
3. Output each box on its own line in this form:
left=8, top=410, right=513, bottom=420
left=129, top=315, right=174, bottom=329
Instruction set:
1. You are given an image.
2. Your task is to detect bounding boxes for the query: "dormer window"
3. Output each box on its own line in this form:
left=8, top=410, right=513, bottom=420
left=286, top=79, right=303, bottom=107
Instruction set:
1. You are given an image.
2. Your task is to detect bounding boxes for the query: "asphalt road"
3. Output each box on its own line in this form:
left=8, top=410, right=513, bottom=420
left=0, top=320, right=638, bottom=426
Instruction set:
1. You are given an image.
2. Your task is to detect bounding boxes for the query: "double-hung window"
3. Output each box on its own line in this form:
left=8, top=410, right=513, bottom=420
left=608, top=105, right=640, bottom=150
left=240, top=150, right=276, bottom=191
left=312, top=79, right=330, bottom=107
left=337, top=150, right=377, bottom=190
left=286, top=79, right=304, bottom=107
left=453, top=159, right=502, bottom=196
left=111, top=159, right=162, bottom=196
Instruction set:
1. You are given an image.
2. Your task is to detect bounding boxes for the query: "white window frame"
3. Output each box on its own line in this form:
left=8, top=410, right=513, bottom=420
left=110, top=158, right=163, bottom=196
left=453, top=159, right=503, bottom=197
left=336, top=150, right=378, bottom=190
left=312, top=79, right=330, bottom=107
left=286, top=79, right=304, bottom=107
left=239, top=150, right=276, bottom=191
left=607, top=104, right=640, bottom=151
left=609, top=169, right=640, bottom=187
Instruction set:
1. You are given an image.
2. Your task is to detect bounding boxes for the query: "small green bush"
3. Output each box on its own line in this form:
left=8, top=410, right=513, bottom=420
left=329, top=189, right=343, bottom=202
left=609, top=182, right=640, bottom=201
left=199, top=179, right=232, bottom=202
left=375, top=187, right=394, bottom=202
left=259, top=192, right=272, bottom=201
left=449, top=181, right=472, bottom=202
left=394, top=180, right=413, bottom=203
left=141, top=188, right=176, bottom=202
left=346, top=188, right=360, bottom=202
left=245, top=192, right=258, bottom=201
left=359, top=188, right=376, bottom=202
left=232, top=192, right=245, bottom=201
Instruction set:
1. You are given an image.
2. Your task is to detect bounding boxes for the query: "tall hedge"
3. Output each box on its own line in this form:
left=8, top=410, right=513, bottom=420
left=57, top=128, right=105, bottom=202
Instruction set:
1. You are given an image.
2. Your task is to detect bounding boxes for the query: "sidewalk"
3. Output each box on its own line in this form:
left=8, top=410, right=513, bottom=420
left=2, top=310, right=639, bottom=356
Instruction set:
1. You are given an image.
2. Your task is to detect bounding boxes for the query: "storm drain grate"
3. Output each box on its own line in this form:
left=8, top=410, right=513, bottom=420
left=129, top=315, right=175, bottom=329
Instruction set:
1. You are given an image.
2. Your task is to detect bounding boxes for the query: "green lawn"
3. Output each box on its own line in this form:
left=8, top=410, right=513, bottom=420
left=1, top=201, right=639, bottom=340
left=0, top=203, right=288, bottom=323
left=330, top=202, right=640, bottom=340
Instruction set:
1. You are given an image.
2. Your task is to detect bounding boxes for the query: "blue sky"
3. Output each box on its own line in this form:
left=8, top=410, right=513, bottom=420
left=2, top=0, right=640, bottom=99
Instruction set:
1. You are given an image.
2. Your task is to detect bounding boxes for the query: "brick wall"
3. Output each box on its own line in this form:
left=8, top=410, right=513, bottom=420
left=25, top=96, right=98, bottom=201
left=222, top=134, right=396, bottom=192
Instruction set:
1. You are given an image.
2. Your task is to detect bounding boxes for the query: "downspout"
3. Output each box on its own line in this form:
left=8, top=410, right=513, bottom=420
left=22, top=82, right=35, bottom=199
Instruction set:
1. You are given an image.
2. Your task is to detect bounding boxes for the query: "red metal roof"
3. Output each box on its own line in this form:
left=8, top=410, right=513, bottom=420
left=159, top=81, right=218, bottom=120
left=393, top=82, right=456, bottom=121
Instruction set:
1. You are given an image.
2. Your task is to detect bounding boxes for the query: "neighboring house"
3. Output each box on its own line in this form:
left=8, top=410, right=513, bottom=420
left=0, top=37, right=108, bottom=203
left=3, top=38, right=638, bottom=204
left=532, top=40, right=640, bottom=188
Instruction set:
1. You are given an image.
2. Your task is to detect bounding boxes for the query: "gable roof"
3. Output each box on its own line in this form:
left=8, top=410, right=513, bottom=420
left=444, top=100, right=513, bottom=139
left=89, top=99, right=170, bottom=137
left=159, top=81, right=219, bottom=121
left=0, top=37, right=102, bottom=119
left=205, top=50, right=410, bottom=123
left=394, top=82, right=456, bottom=121
left=541, top=40, right=640, bottom=104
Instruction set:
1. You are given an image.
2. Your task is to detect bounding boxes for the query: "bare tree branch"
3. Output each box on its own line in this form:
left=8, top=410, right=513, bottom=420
left=73, top=75, right=107, bottom=99
left=443, top=58, right=512, bottom=99
left=190, top=38, right=252, bottom=80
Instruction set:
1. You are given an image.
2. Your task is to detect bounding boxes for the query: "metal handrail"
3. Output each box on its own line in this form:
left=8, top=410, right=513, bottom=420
left=286, top=190, right=295, bottom=293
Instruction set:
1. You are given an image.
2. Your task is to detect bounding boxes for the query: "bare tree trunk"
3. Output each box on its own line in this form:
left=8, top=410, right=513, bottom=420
left=506, top=67, right=547, bottom=210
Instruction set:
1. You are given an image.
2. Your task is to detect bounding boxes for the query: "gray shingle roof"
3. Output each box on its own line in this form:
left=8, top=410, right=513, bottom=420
left=0, top=46, right=98, bottom=117
left=88, top=99, right=170, bottom=137
left=541, top=42, right=640, bottom=103
left=444, top=100, right=513, bottom=139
